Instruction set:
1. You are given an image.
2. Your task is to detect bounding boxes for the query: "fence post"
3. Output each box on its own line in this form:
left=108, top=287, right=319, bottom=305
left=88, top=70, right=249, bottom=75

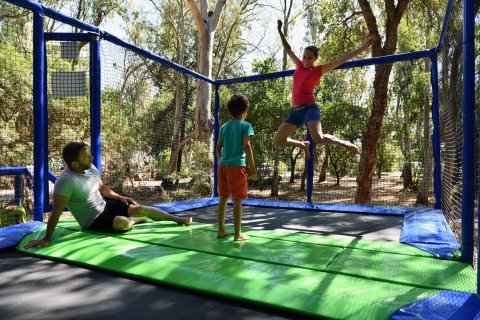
left=33, top=12, right=46, bottom=221
left=90, top=35, right=102, bottom=173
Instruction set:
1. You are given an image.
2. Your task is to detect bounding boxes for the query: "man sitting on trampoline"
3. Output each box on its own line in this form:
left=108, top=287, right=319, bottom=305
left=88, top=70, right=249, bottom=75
left=25, top=141, right=192, bottom=248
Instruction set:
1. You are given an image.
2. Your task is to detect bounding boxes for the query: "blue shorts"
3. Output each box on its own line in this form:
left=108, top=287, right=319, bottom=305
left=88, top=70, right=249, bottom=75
left=284, top=103, right=321, bottom=128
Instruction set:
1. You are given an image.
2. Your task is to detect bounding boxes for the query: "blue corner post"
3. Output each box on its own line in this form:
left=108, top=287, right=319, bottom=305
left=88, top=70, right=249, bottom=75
left=461, top=0, right=475, bottom=266
left=14, top=176, right=23, bottom=206
left=213, top=83, right=220, bottom=197
left=306, top=130, right=314, bottom=203
left=429, top=55, right=442, bottom=210
left=32, top=12, right=46, bottom=221
left=90, top=35, right=102, bottom=173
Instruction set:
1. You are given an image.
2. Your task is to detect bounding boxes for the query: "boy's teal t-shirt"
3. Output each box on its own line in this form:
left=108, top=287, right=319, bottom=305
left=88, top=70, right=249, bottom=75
left=219, top=119, right=254, bottom=166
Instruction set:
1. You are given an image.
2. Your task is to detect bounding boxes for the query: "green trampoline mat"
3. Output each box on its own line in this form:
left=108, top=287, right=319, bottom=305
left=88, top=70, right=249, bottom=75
left=17, top=219, right=477, bottom=320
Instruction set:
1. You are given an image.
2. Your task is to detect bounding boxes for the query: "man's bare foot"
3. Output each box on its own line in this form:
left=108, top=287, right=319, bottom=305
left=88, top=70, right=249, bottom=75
left=303, top=141, right=311, bottom=159
left=217, top=230, right=229, bottom=238
left=130, top=217, right=148, bottom=225
left=177, top=217, right=192, bottom=226
left=234, top=233, right=250, bottom=241
left=346, top=142, right=360, bottom=154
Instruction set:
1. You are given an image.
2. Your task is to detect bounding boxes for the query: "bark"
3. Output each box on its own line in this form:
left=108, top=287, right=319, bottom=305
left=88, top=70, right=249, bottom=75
left=355, top=0, right=409, bottom=204
left=416, top=70, right=432, bottom=205
left=319, top=147, right=329, bottom=183
left=187, top=0, right=226, bottom=145
left=168, top=2, right=187, bottom=175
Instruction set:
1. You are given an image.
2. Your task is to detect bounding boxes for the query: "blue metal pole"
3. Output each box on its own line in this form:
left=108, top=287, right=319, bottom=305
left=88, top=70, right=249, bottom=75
left=43, top=40, right=49, bottom=212
left=90, top=36, right=102, bottom=173
left=14, top=176, right=23, bottom=206
left=306, top=131, right=314, bottom=203
left=32, top=12, right=46, bottom=222
left=461, top=0, right=475, bottom=265
left=213, top=84, right=220, bottom=197
left=430, top=56, right=442, bottom=210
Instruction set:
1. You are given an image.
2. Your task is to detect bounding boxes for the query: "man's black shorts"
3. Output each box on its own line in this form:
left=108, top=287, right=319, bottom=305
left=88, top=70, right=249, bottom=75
left=87, top=198, right=130, bottom=232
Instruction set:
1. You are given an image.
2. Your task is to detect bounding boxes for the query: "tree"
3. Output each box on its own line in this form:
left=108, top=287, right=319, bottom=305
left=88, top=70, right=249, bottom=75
left=354, top=0, right=409, bottom=204
left=187, top=0, right=226, bottom=144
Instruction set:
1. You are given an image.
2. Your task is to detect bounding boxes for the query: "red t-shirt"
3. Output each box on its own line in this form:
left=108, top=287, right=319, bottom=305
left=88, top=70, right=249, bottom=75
left=291, top=60, right=323, bottom=106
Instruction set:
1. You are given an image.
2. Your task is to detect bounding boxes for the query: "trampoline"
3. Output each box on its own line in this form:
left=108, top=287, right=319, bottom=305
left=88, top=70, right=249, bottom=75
left=8, top=198, right=477, bottom=319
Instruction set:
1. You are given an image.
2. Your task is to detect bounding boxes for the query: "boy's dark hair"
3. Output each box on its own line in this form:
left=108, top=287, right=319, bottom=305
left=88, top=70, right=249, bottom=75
left=227, top=94, right=249, bottom=117
left=62, top=141, right=88, bottom=165
left=304, top=45, right=319, bottom=58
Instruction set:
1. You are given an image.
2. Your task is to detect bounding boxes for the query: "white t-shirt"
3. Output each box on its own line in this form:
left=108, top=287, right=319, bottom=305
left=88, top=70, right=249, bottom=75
left=54, top=165, right=106, bottom=229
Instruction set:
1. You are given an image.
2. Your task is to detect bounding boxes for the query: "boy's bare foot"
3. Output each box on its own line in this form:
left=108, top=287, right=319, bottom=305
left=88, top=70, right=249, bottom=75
left=217, top=230, right=230, bottom=238
left=303, top=141, right=311, bottom=159
left=346, top=142, right=360, bottom=154
left=234, top=233, right=250, bottom=241
left=131, top=217, right=148, bottom=225
left=177, top=217, right=192, bottom=226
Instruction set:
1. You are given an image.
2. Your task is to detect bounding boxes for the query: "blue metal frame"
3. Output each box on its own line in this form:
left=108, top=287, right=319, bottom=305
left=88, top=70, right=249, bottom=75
left=213, top=84, right=220, bottom=197
left=32, top=12, right=46, bottom=222
left=90, top=36, right=102, bottom=173
left=461, top=0, right=475, bottom=266
left=3, top=1, right=478, bottom=295
left=430, top=56, right=442, bottom=210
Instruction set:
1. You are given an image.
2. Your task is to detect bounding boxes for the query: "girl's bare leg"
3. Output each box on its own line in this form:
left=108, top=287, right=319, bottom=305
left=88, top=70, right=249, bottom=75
left=307, top=121, right=359, bottom=154
left=273, top=123, right=311, bottom=159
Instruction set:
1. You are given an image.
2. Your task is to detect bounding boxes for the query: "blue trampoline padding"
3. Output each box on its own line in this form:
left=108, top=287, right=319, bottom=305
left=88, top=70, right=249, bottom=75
left=242, top=198, right=408, bottom=215
left=154, top=197, right=414, bottom=216
left=400, top=209, right=460, bottom=259
left=152, top=198, right=460, bottom=259
left=389, top=290, right=480, bottom=320
left=0, top=221, right=46, bottom=249
left=152, top=197, right=218, bottom=213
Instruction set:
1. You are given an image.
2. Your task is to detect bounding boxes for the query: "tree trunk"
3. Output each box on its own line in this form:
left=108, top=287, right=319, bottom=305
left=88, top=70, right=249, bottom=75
left=271, top=148, right=281, bottom=196
left=355, top=64, right=392, bottom=203
left=355, top=0, right=409, bottom=204
left=187, top=0, right=226, bottom=146
left=416, top=73, right=432, bottom=205
left=319, top=147, right=328, bottom=182
left=168, top=3, right=187, bottom=175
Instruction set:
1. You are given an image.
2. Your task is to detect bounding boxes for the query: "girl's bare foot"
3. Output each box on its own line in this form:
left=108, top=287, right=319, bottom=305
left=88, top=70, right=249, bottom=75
left=234, top=233, right=250, bottom=241
left=346, top=142, right=360, bottom=154
left=177, top=217, right=192, bottom=226
left=217, top=230, right=229, bottom=238
left=303, top=141, right=311, bottom=159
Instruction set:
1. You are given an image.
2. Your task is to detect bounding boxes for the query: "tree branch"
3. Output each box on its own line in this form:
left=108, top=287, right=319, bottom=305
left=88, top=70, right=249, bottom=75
left=186, top=0, right=206, bottom=33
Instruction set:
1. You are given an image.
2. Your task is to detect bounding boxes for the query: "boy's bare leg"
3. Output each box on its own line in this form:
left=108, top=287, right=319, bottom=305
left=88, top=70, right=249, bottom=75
left=233, top=198, right=249, bottom=241
left=217, top=197, right=229, bottom=238
left=128, top=205, right=192, bottom=225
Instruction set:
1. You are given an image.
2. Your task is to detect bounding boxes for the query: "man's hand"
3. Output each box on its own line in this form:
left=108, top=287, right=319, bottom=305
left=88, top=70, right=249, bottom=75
left=24, top=238, right=49, bottom=249
left=121, top=196, right=138, bottom=206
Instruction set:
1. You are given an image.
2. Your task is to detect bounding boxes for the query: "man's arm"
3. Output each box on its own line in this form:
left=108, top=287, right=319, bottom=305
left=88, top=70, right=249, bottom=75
left=321, top=37, right=374, bottom=74
left=244, top=136, right=257, bottom=180
left=277, top=20, right=301, bottom=64
left=24, top=194, right=69, bottom=248
left=98, top=179, right=138, bottom=205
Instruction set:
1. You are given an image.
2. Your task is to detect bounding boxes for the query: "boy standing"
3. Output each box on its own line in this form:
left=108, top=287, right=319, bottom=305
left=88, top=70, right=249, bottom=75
left=216, top=94, right=257, bottom=241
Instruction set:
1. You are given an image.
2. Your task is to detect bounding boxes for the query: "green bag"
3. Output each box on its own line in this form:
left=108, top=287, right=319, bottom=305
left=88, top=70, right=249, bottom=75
left=0, top=205, right=26, bottom=228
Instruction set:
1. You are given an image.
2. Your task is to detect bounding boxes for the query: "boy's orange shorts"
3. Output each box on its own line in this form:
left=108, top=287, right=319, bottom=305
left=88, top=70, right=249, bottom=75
left=217, top=165, right=248, bottom=199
